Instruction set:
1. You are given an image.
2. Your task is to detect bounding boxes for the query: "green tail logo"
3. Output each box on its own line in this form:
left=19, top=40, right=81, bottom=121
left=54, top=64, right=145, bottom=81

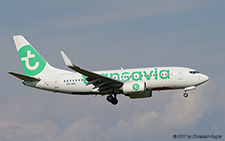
left=18, top=45, right=46, bottom=76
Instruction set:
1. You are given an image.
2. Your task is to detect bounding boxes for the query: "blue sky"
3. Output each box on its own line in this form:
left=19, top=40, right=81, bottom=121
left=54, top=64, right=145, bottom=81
left=0, top=0, right=225, bottom=140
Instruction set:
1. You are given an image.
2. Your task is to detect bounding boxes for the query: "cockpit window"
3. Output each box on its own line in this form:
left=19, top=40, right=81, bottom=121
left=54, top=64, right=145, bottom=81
left=189, top=71, right=199, bottom=74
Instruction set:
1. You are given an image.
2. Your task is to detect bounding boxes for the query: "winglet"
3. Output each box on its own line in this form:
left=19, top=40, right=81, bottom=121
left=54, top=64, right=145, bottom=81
left=60, top=51, right=74, bottom=67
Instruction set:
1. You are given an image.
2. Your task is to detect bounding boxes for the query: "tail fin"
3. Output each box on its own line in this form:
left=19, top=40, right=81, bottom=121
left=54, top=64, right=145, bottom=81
left=13, top=35, right=53, bottom=77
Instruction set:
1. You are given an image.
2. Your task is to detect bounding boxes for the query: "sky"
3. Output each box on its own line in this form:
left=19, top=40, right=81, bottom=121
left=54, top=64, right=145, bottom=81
left=0, top=0, right=225, bottom=140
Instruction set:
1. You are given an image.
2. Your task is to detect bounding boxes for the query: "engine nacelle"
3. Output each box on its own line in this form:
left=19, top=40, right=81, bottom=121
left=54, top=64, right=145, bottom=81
left=129, top=91, right=152, bottom=99
left=122, top=81, right=146, bottom=94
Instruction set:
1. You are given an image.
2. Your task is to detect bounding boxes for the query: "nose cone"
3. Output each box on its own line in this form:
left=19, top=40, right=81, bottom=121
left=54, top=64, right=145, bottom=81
left=201, top=74, right=209, bottom=83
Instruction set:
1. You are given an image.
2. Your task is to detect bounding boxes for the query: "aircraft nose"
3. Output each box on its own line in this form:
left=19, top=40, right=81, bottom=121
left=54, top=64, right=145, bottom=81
left=201, top=74, right=209, bottom=83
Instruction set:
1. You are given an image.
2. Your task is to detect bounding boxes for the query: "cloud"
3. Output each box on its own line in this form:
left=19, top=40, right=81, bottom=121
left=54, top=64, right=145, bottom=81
left=58, top=115, right=101, bottom=141
left=0, top=79, right=224, bottom=141
left=96, top=81, right=220, bottom=140
left=55, top=0, right=198, bottom=29
left=0, top=120, right=59, bottom=141
left=18, top=0, right=203, bottom=36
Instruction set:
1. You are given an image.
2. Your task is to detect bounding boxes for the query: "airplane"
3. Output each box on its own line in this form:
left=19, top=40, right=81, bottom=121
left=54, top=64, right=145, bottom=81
left=8, top=35, right=209, bottom=105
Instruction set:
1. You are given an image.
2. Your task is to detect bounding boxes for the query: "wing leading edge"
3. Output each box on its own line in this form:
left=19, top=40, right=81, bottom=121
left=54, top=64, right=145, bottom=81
left=60, top=51, right=123, bottom=93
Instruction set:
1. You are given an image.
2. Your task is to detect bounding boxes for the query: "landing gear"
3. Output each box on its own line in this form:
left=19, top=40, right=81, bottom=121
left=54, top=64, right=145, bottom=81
left=183, top=93, right=188, bottom=98
left=106, top=94, right=118, bottom=105
left=107, top=95, right=113, bottom=102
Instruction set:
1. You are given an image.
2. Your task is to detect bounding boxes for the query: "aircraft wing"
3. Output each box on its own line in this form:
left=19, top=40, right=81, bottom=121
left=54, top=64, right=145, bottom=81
left=61, top=51, right=123, bottom=93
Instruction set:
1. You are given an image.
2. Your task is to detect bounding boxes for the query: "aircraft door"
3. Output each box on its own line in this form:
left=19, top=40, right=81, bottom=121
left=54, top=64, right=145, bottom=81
left=54, top=78, right=59, bottom=88
left=178, top=70, right=183, bottom=80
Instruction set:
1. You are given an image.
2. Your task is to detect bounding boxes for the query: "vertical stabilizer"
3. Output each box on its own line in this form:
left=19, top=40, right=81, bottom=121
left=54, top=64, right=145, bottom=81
left=13, top=35, right=53, bottom=77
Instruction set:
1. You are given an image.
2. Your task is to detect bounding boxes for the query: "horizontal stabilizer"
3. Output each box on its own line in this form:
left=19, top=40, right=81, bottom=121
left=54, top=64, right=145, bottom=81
left=8, top=72, right=40, bottom=81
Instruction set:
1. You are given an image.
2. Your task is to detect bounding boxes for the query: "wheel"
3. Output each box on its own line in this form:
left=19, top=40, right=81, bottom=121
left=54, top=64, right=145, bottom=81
left=111, top=98, right=118, bottom=105
left=106, top=95, right=113, bottom=102
left=107, top=94, right=118, bottom=105
left=183, top=93, right=188, bottom=98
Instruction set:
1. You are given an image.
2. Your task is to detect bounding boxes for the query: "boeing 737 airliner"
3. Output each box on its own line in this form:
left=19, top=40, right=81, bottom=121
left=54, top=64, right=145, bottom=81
left=9, top=35, right=209, bottom=105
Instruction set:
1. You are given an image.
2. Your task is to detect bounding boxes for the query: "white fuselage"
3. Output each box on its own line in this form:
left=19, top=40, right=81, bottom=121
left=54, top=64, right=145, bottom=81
left=24, top=67, right=209, bottom=95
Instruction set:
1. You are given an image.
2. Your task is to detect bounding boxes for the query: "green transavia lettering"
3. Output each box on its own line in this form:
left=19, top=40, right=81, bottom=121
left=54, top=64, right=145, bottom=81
left=82, top=68, right=170, bottom=84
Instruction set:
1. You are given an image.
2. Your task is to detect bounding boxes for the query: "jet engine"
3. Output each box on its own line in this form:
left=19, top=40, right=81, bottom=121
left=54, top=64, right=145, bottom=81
left=121, top=81, right=152, bottom=98
left=122, top=81, right=146, bottom=94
